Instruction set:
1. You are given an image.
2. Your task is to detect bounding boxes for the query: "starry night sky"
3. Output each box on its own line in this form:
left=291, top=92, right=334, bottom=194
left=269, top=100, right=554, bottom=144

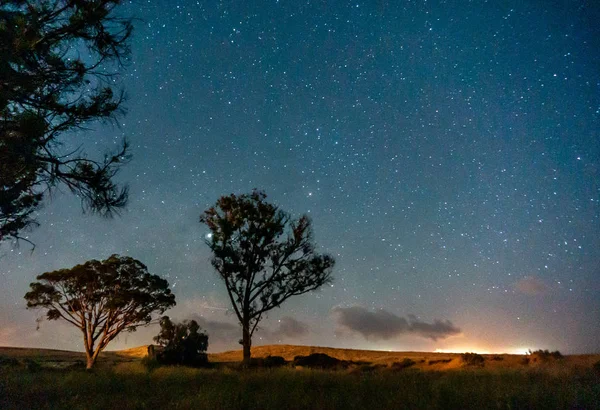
left=1, top=0, right=599, bottom=354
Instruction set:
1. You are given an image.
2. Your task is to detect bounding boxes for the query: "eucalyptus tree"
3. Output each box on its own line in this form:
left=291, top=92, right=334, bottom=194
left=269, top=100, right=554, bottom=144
left=25, top=255, right=175, bottom=369
left=200, top=191, right=335, bottom=362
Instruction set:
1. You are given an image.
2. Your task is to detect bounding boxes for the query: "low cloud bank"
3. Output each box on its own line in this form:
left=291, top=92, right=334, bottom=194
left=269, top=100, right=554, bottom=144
left=271, top=317, right=309, bottom=339
left=333, top=306, right=461, bottom=341
left=187, top=315, right=310, bottom=350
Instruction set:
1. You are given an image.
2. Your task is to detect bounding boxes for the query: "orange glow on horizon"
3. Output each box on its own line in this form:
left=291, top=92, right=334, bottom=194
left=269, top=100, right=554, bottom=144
left=434, top=347, right=530, bottom=355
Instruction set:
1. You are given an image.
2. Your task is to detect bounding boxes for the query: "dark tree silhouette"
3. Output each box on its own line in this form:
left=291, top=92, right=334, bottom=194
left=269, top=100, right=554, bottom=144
left=200, top=190, right=335, bottom=363
left=0, top=0, right=133, bottom=246
left=153, top=316, right=209, bottom=367
left=24, top=255, right=175, bottom=369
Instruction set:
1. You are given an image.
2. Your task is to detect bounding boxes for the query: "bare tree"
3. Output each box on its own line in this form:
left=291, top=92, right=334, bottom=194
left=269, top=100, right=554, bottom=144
left=200, top=191, right=334, bottom=363
left=24, top=255, right=175, bottom=369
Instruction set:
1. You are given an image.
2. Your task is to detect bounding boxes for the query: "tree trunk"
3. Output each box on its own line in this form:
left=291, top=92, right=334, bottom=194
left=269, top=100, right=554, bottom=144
left=242, top=322, right=252, bottom=364
left=86, top=352, right=95, bottom=369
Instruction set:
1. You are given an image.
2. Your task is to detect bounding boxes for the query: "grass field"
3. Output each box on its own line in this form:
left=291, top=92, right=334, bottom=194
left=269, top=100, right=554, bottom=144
left=1, top=345, right=599, bottom=409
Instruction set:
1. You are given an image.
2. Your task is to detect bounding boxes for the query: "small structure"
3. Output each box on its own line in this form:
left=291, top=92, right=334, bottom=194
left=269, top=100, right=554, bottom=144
left=147, top=344, right=156, bottom=359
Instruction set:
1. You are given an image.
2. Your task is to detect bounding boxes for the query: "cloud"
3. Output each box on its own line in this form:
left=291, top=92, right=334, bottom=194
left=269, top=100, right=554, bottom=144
left=187, top=315, right=240, bottom=349
left=184, top=314, right=310, bottom=351
left=332, top=306, right=461, bottom=341
left=270, top=316, right=309, bottom=339
left=515, top=276, right=548, bottom=295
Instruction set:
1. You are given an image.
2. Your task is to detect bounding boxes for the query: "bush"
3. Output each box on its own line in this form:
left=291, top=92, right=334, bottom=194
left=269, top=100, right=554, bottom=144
left=0, top=355, right=20, bottom=367
left=491, top=355, right=504, bottom=361
left=245, top=356, right=287, bottom=368
left=352, top=364, right=383, bottom=373
left=153, top=316, right=209, bottom=367
left=461, top=353, right=485, bottom=367
left=391, top=358, right=416, bottom=370
left=293, top=353, right=345, bottom=369
left=263, top=355, right=286, bottom=368
left=529, top=350, right=563, bottom=362
left=593, top=360, right=600, bottom=374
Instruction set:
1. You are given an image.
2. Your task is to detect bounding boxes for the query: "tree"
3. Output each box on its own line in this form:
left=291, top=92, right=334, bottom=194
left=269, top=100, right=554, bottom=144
left=0, top=0, right=133, bottom=246
left=24, top=255, right=175, bottom=369
left=153, top=316, right=209, bottom=367
left=200, top=190, right=335, bottom=363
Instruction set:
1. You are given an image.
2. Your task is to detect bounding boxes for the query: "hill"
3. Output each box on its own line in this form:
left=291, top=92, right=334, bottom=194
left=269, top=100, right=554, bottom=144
left=2, top=344, right=598, bottom=371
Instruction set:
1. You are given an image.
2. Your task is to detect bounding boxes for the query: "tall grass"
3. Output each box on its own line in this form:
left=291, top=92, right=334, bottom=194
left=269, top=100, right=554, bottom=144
left=1, top=364, right=599, bottom=409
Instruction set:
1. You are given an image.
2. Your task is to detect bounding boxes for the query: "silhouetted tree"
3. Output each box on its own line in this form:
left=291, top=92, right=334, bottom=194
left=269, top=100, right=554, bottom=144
left=153, top=316, right=209, bottom=367
left=24, top=255, right=175, bottom=369
left=200, top=190, right=335, bottom=363
left=0, top=0, right=133, bottom=246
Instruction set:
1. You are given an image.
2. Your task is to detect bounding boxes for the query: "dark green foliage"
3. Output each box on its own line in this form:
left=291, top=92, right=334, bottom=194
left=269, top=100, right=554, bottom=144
left=391, top=358, right=416, bottom=370
left=293, top=353, right=344, bottom=369
left=24, top=255, right=175, bottom=368
left=246, top=355, right=287, bottom=368
left=153, top=316, right=209, bottom=367
left=0, top=0, right=133, bottom=245
left=200, top=190, right=335, bottom=362
left=461, top=353, right=485, bottom=367
left=263, top=355, right=286, bottom=368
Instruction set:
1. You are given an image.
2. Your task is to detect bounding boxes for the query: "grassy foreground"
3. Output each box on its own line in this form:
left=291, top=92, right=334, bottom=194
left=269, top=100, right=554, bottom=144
left=1, top=363, right=599, bottom=410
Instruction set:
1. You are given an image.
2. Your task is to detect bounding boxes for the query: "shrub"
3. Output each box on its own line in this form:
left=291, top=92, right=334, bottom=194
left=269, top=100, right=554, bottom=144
left=293, top=353, right=344, bottom=369
left=153, top=316, right=209, bottom=367
left=353, top=364, right=382, bottom=373
left=593, top=360, right=600, bottom=374
left=461, top=353, right=485, bottom=367
left=263, top=355, right=286, bottom=368
left=245, top=356, right=287, bottom=368
left=529, top=349, right=563, bottom=362
left=520, top=357, right=530, bottom=366
left=0, top=356, right=20, bottom=367
left=491, top=355, right=504, bottom=361
left=391, top=358, right=416, bottom=370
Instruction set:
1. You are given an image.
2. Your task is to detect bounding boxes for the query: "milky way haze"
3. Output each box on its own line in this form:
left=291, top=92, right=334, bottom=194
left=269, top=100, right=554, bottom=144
left=1, top=1, right=598, bottom=354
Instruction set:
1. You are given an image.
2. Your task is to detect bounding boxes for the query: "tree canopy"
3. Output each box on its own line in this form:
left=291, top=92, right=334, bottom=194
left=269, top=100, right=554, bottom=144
left=24, top=254, right=175, bottom=369
left=200, top=190, right=335, bottom=362
left=153, top=316, right=209, bottom=367
left=0, top=0, right=133, bottom=246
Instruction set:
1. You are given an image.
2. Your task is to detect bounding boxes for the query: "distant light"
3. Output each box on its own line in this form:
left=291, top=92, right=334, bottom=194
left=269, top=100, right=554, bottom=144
left=206, top=233, right=213, bottom=239
left=434, top=348, right=491, bottom=354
